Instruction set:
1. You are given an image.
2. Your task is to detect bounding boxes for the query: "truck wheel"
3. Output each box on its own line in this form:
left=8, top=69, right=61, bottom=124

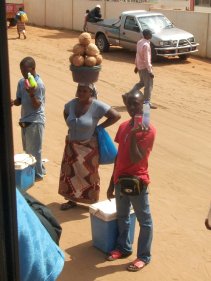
left=96, top=34, right=110, bottom=52
left=179, top=54, right=189, bottom=61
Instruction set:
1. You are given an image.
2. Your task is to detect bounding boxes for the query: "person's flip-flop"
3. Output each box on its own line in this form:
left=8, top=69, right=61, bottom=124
left=60, top=201, right=77, bottom=211
left=106, top=249, right=132, bottom=261
left=107, top=250, right=123, bottom=261
left=127, top=259, right=147, bottom=272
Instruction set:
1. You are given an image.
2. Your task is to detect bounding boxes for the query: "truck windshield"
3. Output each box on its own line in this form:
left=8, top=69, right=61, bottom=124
left=138, top=15, right=173, bottom=33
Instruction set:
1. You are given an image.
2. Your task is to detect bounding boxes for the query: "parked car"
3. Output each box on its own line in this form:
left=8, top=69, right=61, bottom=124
left=87, top=10, right=199, bottom=61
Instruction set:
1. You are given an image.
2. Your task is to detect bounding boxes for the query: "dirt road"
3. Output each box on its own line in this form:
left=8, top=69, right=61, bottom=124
left=8, top=26, right=211, bottom=281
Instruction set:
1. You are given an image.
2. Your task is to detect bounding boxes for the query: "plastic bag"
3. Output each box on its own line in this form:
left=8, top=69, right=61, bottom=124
left=21, top=13, right=28, bottom=23
left=96, top=126, right=117, bottom=165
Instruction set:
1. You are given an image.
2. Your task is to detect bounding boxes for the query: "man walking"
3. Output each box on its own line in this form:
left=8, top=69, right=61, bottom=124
left=131, top=29, right=156, bottom=109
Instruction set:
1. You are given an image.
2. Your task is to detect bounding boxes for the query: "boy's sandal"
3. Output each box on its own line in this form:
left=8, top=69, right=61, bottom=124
left=60, top=201, right=77, bottom=211
left=107, top=249, right=132, bottom=261
left=106, top=250, right=124, bottom=261
left=127, top=259, right=147, bottom=272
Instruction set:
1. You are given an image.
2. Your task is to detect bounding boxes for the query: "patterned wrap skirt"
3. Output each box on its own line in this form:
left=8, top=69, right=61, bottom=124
left=58, top=135, right=100, bottom=204
left=17, top=21, right=26, bottom=33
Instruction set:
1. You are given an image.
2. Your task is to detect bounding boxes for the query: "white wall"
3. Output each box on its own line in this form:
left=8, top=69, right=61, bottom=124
left=23, top=0, right=211, bottom=58
left=206, top=13, right=211, bottom=58
left=24, top=0, right=46, bottom=26
left=157, top=0, right=189, bottom=10
left=105, top=2, right=152, bottom=19
left=46, top=0, right=73, bottom=29
left=195, top=6, right=211, bottom=12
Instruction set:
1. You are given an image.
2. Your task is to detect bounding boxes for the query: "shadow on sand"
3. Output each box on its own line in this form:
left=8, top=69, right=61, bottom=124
left=47, top=202, right=90, bottom=224
left=58, top=241, right=131, bottom=281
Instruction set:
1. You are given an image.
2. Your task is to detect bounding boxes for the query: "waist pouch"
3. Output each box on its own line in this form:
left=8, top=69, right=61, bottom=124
left=19, top=122, right=32, bottom=128
left=118, top=175, right=143, bottom=196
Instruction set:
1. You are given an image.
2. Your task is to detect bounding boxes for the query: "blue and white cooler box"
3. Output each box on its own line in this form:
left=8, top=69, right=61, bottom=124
left=14, top=153, right=36, bottom=190
left=89, top=198, right=136, bottom=253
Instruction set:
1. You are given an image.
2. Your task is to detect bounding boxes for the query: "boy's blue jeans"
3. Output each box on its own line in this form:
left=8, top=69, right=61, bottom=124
left=115, top=183, right=153, bottom=264
left=21, top=123, right=45, bottom=179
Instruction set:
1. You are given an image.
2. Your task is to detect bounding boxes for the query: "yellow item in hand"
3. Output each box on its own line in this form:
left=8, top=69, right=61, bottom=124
left=28, top=73, right=37, bottom=88
left=21, top=13, right=28, bottom=23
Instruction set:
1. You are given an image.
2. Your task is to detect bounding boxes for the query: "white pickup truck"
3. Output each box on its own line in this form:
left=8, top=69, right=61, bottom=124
left=87, top=10, right=199, bottom=61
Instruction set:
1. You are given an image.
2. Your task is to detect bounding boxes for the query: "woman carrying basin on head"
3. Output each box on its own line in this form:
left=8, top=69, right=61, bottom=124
left=58, top=83, right=120, bottom=210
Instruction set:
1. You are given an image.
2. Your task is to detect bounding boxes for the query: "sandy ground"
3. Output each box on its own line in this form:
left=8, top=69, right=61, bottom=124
left=8, top=26, right=211, bottom=281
